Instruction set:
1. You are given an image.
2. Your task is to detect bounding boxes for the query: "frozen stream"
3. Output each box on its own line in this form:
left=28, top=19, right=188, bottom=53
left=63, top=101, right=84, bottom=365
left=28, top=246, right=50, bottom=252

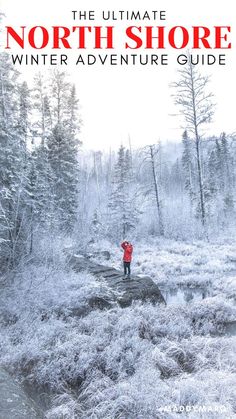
left=158, top=268, right=236, bottom=338
left=224, top=321, right=236, bottom=336
left=159, top=285, right=211, bottom=306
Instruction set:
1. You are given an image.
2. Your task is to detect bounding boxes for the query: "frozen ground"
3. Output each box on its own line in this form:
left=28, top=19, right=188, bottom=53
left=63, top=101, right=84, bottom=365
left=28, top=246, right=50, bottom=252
left=0, top=238, right=236, bottom=418
left=90, top=237, right=236, bottom=300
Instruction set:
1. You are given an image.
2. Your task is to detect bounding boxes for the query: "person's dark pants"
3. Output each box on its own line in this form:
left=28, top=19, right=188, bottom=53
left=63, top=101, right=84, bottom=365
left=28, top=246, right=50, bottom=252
left=124, top=261, right=131, bottom=276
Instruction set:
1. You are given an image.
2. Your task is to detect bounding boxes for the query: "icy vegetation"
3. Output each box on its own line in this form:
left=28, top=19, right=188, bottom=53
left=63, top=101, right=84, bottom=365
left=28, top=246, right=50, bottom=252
left=0, top=239, right=236, bottom=418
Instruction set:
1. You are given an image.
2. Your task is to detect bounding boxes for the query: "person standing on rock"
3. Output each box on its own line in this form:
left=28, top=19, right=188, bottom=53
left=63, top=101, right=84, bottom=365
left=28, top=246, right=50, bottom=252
left=121, top=240, right=133, bottom=279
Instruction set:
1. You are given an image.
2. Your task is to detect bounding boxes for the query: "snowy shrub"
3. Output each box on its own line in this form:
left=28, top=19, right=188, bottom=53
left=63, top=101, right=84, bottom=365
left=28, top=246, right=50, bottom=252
left=1, top=238, right=236, bottom=417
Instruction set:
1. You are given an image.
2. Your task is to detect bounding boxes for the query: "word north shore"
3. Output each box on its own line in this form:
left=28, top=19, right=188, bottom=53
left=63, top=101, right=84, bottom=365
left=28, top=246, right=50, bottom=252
left=5, top=26, right=232, bottom=50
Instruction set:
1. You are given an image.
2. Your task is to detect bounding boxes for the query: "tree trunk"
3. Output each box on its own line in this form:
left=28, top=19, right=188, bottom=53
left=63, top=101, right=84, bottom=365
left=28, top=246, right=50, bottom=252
left=195, top=136, right=205, bottom=226
left=149, top=145, right=164, bottom=235
left=189, top=64, right=206, bottom=227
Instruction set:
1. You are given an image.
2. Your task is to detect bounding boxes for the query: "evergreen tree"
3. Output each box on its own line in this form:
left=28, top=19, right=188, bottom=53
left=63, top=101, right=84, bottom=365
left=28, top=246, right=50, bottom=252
left=0, top=53, right=28, bottom=267
left=17, top=81, right=31, bottom=146
left=207, top=149, right=218, bottom=197
left=30, top=73, right=55, bottom=234
left=50, top=69, right=70, bottom=125
left=44, top=71, right=81, bottom=232
left=90, top=209, right=103, bottom=240
left=108, top=145, right=139, bottom=239
left=204, top=148, right=218, bottom=218
left=181, top=130, right=195, bottom=201
left=220, top=132, right=233, bottom=192
left=48, top=123, right=79, bottom=232
left=32, top=73, right=52, bottom=145
left=203, top=132, right=235, bottom=224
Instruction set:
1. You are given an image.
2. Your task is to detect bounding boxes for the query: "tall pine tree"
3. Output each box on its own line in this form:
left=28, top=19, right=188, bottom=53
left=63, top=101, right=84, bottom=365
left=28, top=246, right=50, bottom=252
left=47, top=71, right=81, bottom=232
left=108, top=145, right=139, bottom=240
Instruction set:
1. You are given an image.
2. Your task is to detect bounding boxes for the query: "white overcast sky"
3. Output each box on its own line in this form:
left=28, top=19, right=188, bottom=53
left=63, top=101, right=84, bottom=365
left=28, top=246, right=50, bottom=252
left=1, top=0, right=236, bottom=150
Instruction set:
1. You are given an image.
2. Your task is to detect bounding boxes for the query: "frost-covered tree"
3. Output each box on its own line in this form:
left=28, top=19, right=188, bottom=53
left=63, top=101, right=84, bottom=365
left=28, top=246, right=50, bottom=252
left=220, top=132, right=233, bottom=192
left=108, top=145, right=139, bottom=240
left=142, top=144, right=164, bottom=236
left=29, top=73, right=55, bottom=236
left=173, top=59, right=215, bottom=227
left=181, top=130, right=195, bottom=201
left=0, top=59, right=83, bottom=264
left=0, top=53, right=29, bottom=267
left=50, top=69, right=70, bottom=125
left=32, top=73, right=52, bottom=145
left=43, top=71, right=81, bottom=232
left=205, top=133, right=234, bottom=223
left=48, top=123, right=80, bottom=232
left=17, top=81, right=31, bottom=146
left=89, top=208, right=103, bottom=240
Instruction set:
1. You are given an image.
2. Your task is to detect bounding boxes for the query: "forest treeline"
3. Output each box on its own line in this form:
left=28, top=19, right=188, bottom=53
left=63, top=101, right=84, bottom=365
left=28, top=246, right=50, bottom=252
left=0, top=51, right=235, bottom=271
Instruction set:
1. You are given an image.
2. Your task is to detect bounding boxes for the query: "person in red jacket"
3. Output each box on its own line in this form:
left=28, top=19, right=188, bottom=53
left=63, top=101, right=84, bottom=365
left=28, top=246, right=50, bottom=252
left=121, top=241, right=133, bottom=279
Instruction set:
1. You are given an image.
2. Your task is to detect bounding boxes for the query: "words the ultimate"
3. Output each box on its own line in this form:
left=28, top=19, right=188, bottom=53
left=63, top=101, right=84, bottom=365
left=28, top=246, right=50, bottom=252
left=71, top=10, right=167, bottom=21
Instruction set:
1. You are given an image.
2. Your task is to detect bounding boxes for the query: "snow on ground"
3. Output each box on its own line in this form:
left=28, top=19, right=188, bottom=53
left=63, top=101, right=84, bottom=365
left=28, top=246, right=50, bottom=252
left=0, top=238, right=236, bottom=418
left=90, top=237, right=236, bottom=294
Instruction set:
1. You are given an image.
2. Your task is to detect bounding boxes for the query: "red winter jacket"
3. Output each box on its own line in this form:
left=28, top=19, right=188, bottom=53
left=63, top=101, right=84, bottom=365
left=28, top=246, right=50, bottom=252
left=121, top=241, right=133, bottom=262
